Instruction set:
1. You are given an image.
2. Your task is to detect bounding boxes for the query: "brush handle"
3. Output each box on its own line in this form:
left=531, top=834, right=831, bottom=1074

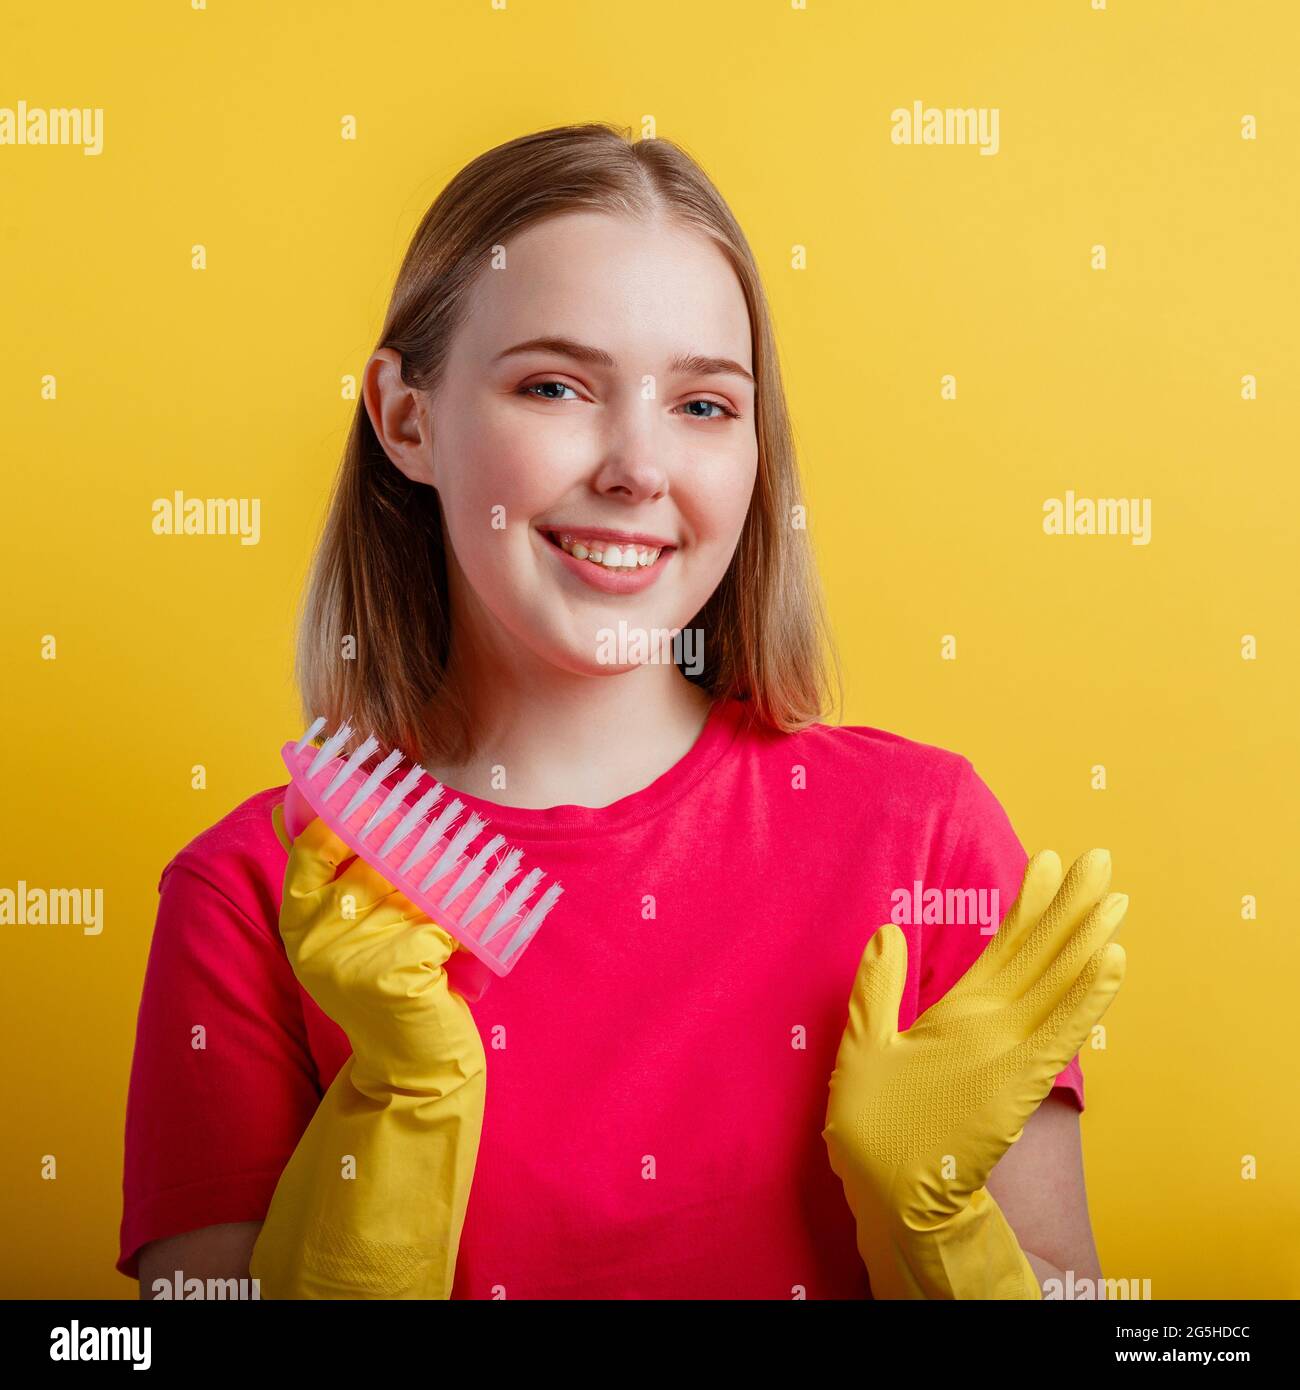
left=282, top=778, right=316, bottom=841
left=280, top=780, right=494, bottom=1003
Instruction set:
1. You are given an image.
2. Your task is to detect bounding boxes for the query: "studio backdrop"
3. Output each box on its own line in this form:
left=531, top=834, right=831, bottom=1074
left=1, top=0, right=1296, bottom=1299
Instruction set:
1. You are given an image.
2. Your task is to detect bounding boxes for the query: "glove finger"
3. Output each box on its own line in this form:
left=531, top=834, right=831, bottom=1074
left=286, top=879, right=442, bottom=974
left=1019, top=890, right=1128, bottom=1023
left=386, top=915, right=461, bottom=978
left=271, top=803, right=293, bottom=855
left=325, top=852, right=422, bottom=918
left=1026, top=941, right=1127, bottom=1088
left=841, top=924, right=910, bottom=1052
left=391, top=894, right=461, bottom=957
left=280, top=856, right=415, bottom=970
left=282, top=814, right=360, bottom=896
left=997, top=848, right=1113, bottom=996
left=354, top=901, right=461, bottom=980
left=962, top=849, right=1063, bottom=988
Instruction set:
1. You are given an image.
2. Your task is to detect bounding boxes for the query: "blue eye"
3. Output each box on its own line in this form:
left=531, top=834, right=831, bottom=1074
left=521, top=381, right=580, bottom=402
left=519, top=382, right=739, bottom=419
left=677, top=399, right=739, bottom=421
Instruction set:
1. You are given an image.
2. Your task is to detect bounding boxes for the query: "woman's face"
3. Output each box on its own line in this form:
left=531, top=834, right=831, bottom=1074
left=424, top=210, right=759, bottom=679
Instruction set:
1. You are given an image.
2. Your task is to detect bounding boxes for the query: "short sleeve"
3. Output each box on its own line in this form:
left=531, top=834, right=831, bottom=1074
left=117, top=858, right=324, bottom=1279
left=917, top=758, right=1085, bottom=1113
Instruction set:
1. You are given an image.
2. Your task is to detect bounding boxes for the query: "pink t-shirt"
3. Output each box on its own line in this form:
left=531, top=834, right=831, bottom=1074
left=118, top=697, right=1084, bottom=1298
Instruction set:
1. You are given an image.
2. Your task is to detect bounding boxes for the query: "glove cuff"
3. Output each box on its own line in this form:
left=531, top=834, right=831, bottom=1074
left=853, top=1184, right=1041, bottom=1300
left=250, top=1057, right=484, bottom=1299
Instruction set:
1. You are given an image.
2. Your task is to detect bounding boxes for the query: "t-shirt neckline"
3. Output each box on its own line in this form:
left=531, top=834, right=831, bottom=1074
left=419, top=696, right=750, bottom=841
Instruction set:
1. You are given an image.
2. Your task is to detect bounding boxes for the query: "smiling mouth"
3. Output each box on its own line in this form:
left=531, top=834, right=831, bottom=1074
left=541, top=530, right=673, bottom=571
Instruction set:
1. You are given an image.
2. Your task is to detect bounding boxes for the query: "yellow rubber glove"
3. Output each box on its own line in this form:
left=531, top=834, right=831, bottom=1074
left=248, top=807, right=487, bottom=1299
left=822, top=848, right=1127, bottom=1300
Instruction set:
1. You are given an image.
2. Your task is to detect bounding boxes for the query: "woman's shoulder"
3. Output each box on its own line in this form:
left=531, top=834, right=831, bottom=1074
left=751, top=708, right=974, bottom=798
left=157, top=783, right=289, bottom=908
left=726, top=706, right=987, bottom=844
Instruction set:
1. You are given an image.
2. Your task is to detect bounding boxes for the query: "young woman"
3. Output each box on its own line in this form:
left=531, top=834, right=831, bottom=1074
left=119, top=122, right=1126, bottom=1300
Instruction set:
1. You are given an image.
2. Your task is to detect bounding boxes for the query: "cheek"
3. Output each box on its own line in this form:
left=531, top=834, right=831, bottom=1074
left=438, top=410, right=558, bottom=542
left=687, top=451, right=758, bottom=546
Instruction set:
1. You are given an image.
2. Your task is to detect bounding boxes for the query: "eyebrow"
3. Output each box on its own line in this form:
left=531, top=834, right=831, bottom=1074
left=493, top=335, right=755, bottom=387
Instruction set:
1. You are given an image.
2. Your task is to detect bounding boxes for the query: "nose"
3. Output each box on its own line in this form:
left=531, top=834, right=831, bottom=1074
left=590, top=401, right=669, bottom=502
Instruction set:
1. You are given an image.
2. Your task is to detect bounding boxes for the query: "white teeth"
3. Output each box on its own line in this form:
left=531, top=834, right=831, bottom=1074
left=551, top=533, right=663, bottom=569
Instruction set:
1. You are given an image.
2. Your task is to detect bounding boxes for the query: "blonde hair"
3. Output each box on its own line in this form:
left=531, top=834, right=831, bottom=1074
left=296, top=121, right=842, bottom=764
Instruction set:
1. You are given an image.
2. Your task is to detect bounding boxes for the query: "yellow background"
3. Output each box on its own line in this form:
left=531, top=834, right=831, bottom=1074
left=2, top=0, right=1295, bottom=1298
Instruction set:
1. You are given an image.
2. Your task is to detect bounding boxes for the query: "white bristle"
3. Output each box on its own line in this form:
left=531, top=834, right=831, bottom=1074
left=307, top=722, right=354, bottom=779
left=340, top=747, right=404, bottom=822
left=295, top=716, right=328, bottom=754
left=422, top=811, right=487, bottom=898
left=378, top=784, right=445, bottom=860
left=438, top=833, right=507, bottom=913
left=478, top=866, right=545, bottom=945
left=360, top=764, right=424, bottom=839
left=397, top=789, right=457, bottom=876
left=459, top=846, right=524, bottom=929
left=414, top=800, right=465, bottom=890
left=322, top=735, right=379, bottom=802
left=499, top=880, right=564, bottom=963
left=288, top=719, right=560, bottom=968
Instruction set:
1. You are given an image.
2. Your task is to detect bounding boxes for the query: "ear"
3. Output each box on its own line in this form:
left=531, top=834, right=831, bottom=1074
left=363, top=347, right=434, bottom=486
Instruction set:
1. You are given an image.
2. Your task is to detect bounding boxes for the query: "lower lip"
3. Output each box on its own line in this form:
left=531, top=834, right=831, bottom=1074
left=540, top=533, right=675, bottom=594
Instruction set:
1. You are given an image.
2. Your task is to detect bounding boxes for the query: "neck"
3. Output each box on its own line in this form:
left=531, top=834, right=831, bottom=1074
left=428, top=590, right=716, bottom=811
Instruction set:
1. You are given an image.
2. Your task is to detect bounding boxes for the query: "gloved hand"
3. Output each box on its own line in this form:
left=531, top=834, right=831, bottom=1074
left=249, top=807, right=487, bottom=1299
left=822, top=848, right=1127, bottom=1300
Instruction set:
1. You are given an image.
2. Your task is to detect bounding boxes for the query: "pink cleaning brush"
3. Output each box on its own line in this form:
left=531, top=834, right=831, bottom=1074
left=280, top=717, right=563, bottom=1002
